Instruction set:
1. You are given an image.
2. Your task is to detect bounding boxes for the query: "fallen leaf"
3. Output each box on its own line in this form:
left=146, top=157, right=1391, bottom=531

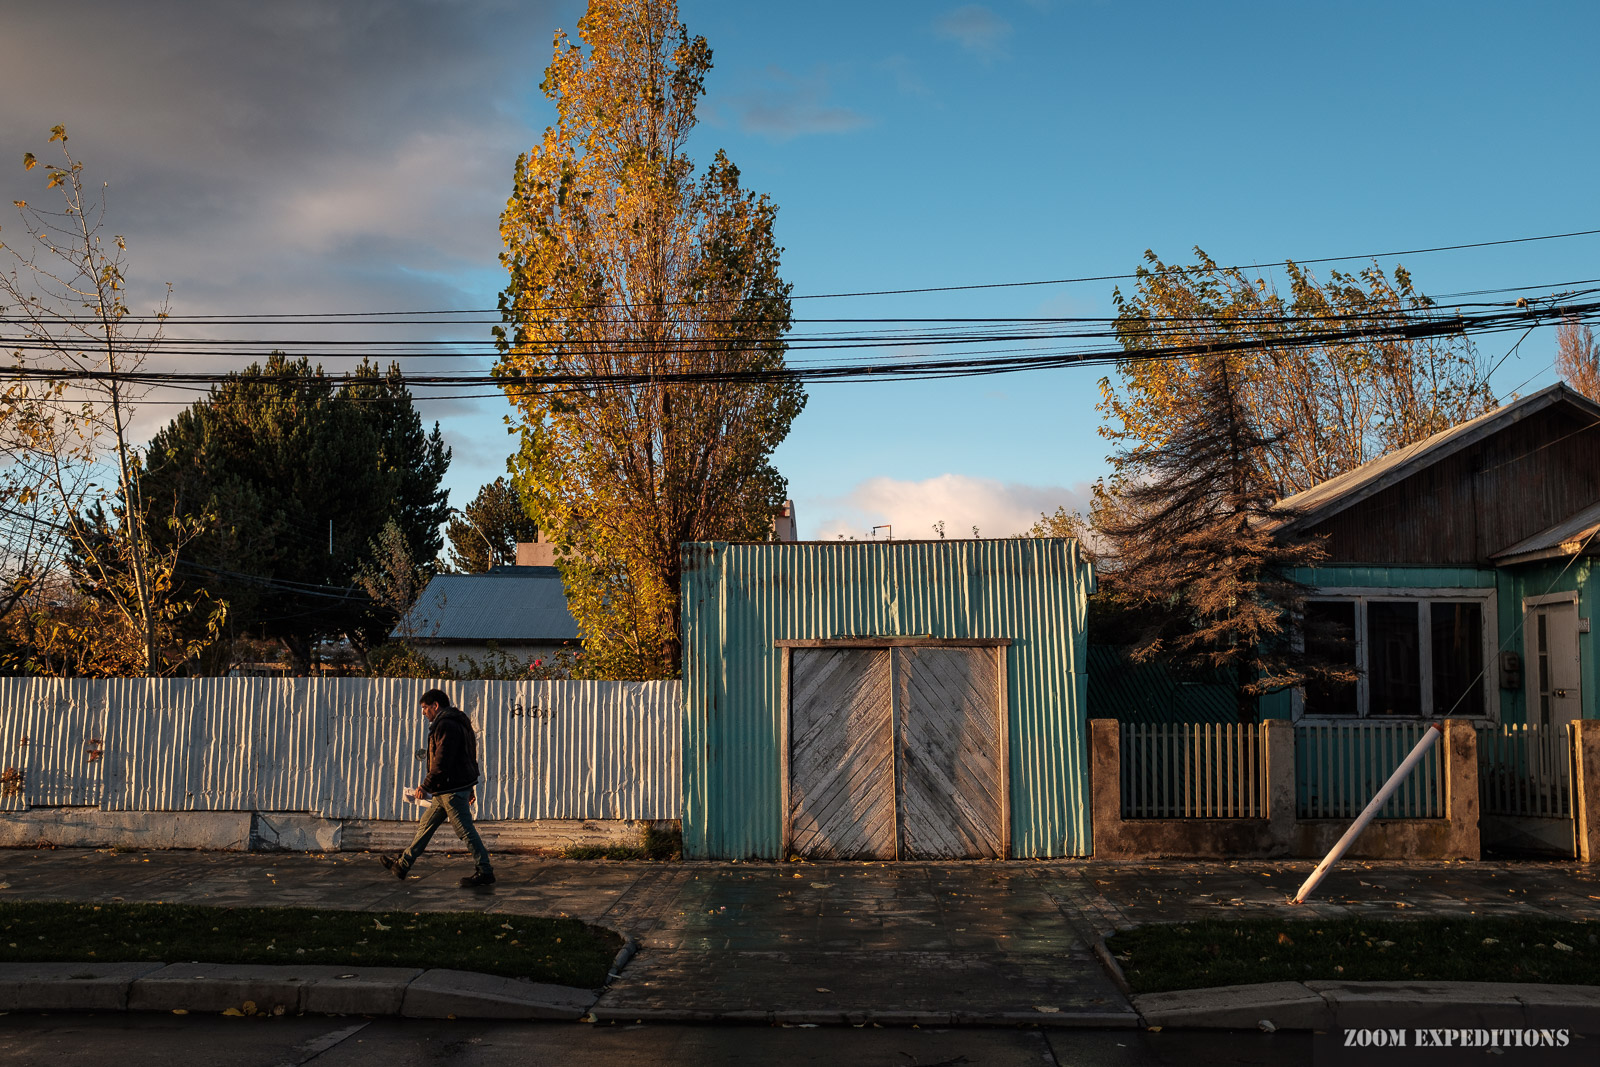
left=172, top=1009, right=188, bottom=1015
left=221, top=1008, right=243, bottom=1017
left=1554, top=942, right=1574, bottom=952
left=810, top=883, right=829, bottom=889
left=816, top=987, right=831, bottom=993
left=373, top=920, right=391, bottom=931
left=1034, top=1006, right=1060, bottom=1013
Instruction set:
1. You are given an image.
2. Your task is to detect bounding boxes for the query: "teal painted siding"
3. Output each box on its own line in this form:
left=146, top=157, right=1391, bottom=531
left=1495, top=558, right=1598, bottom=725
left=680, top=539, right=1095, bottom=860
left=1286, top=565, right=1498, bottom=590
left=1272, top=562, right=1600, bottom=725
left=1263, top=566, right=1501, bottom=722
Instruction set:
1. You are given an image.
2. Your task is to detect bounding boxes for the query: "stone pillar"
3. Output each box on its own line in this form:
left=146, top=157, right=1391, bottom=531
left=1574, top=720, right=1600, bottom=864
left=1089, top=718, right=1121, bottom=858
left=1263, top=718, right=1296, bottom=847
left=1442, top=718, right=1481, bottom=860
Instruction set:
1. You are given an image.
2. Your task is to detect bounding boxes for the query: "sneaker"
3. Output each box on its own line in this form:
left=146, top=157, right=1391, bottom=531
left=380, top=854, right=408, bottom=880
left=460, top=870, right=496, bottom=888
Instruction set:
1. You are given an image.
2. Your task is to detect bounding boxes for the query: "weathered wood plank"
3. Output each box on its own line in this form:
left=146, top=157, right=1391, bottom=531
left=788, top=648, right=895, bottom=859
left=895, top=647, right=1004, bottom=859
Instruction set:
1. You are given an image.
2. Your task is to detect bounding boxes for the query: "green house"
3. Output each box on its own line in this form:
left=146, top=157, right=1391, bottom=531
left=1258, top=382, right=1600, bottom=733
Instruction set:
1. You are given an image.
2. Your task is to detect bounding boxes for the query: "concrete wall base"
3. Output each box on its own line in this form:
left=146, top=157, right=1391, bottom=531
left=341, top=818, right=646, bottom=853
left=251, top=813, right=343, bottom=852
left=1293, top=818, right=1474, bottom=861
left=2, top=808, right=652, bottom=854
left=0, top=808, right=251, bottom=850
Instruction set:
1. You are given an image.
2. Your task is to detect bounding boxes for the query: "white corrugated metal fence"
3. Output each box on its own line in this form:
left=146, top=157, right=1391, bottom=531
left=0, top=677, right=680, bottom=820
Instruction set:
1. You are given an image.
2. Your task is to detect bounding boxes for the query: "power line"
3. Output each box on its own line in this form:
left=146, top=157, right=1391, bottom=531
left=8, top=225, right=1597, bottom=321
left=1, top=296, right=1596, bottom=392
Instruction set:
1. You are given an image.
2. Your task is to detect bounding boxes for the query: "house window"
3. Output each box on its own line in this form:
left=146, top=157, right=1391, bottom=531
left=1301, top=591, right=1491, bottom=720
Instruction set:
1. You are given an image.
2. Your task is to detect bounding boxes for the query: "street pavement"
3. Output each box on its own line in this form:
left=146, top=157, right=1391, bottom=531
left=0, top=1013, right=1313, bottom=1067
left=1, top=849, right=1599, bottom=1026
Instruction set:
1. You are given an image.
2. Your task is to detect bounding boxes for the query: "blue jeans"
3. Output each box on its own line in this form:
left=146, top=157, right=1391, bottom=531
left=397, top=787, right=493, bottom=876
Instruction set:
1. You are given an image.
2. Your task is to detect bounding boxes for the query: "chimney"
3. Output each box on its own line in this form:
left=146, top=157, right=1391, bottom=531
left=772, top=500, right=798, bottom=542
left=514, top=526, right=557, bottom=567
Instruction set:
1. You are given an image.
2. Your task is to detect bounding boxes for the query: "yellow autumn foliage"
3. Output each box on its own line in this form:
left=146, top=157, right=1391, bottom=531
left=497, top=0, right=804, bottom=679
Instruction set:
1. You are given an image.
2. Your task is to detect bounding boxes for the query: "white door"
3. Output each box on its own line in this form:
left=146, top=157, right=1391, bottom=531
left=1528, top=601, right=1582, bottom=732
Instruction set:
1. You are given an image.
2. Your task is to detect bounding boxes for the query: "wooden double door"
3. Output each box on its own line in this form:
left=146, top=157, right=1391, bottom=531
left=785, top=643, right=1008, bottom=860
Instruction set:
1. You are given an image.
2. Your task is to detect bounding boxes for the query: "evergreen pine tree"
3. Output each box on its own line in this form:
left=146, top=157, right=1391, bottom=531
left=1099, top=356, right=1350, bottom=721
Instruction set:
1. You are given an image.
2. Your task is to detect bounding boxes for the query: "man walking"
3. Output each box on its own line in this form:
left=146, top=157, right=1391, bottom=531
left=381, top=688, right=496, bottom=888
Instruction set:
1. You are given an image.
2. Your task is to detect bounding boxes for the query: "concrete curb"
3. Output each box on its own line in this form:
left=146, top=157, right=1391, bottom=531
left=1133, top=981, right=1600, bottom=1032
left=5, top=963, right=1599, bottom=1029
left=585, top=1005, right=1143, bottom=1027
left=0, top=962, right=598, bottom=1020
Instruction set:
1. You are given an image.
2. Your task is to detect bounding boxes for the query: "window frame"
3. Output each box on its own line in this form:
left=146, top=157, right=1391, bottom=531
left=1294, top=586, right=1499, bottom=723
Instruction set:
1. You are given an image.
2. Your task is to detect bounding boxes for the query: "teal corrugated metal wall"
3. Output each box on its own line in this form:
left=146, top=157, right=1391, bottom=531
left=680, top=539, right=1094, bottom=860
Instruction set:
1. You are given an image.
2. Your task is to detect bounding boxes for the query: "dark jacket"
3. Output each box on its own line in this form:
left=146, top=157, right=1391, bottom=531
left=421, top=707, right=481, bottom=795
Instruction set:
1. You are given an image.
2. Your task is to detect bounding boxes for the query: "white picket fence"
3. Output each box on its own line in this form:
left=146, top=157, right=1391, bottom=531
left=1478, top=722, right=1575, bottom=818
left=0, top=677, right=681, bottom=821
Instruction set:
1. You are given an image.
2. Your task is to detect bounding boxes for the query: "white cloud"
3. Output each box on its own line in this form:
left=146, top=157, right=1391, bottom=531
left=934, top=5, right=1013, bottom=59
left=879, top=54, right=932, bottom=98
left=714, top=65, right=871, bottom=141
left=806, top=473, right=1090, bottom=542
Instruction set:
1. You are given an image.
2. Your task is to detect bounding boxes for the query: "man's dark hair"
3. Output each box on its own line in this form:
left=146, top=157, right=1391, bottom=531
left=419, top=688, right=453, bottom=710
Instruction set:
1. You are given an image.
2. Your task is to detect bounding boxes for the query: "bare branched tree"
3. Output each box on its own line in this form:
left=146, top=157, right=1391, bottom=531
left=1555, top=316, right=1600, bottom=402
left=0, top=126, right=198, bottom=673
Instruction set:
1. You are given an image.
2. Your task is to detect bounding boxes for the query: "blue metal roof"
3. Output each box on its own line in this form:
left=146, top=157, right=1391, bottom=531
left=394, top=566, right=580, bottom=642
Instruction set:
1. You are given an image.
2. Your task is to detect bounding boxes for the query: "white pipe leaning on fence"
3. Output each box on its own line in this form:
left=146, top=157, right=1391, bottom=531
left=1293, top=721, right=1443, bottom=904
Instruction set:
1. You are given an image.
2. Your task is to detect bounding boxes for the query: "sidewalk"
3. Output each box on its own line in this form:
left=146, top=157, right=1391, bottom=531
left=1, top=849, right=1598, bottom=1026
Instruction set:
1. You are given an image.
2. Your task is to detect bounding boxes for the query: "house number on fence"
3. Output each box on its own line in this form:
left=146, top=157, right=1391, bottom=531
left=509, top=703, right=553, bottom=720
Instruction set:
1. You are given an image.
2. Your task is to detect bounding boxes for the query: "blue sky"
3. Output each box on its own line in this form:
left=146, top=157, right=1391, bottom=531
left=3, top=1, right=1597, bottom=542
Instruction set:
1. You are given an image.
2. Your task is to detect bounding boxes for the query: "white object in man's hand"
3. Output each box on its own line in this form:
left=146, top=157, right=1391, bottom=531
left=404, top=786, right=432, bottom=804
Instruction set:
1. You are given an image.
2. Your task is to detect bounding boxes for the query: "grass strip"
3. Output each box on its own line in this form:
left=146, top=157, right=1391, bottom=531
left=1108, top=917, right=1600, bottom=994
left=0, top=901, right=621, bottom=988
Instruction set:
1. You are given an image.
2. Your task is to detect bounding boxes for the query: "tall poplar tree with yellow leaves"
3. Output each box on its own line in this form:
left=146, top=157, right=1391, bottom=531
left=496, top=0, right=804, bottom=679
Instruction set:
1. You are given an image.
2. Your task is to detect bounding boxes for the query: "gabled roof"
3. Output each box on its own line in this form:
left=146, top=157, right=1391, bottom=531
left=395, top=566, right=579, bottom=642
left=1491, top=499, right=1600, bottom=565
left=1275, top=382, right=1600, bottom=533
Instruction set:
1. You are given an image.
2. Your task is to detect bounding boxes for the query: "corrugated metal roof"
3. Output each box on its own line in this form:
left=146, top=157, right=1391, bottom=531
left=1274, top=383, right=1600, bottom=533
left=395, top=566, right=580, bottom=642
left=1491, top=498, right=1600, bottom=564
